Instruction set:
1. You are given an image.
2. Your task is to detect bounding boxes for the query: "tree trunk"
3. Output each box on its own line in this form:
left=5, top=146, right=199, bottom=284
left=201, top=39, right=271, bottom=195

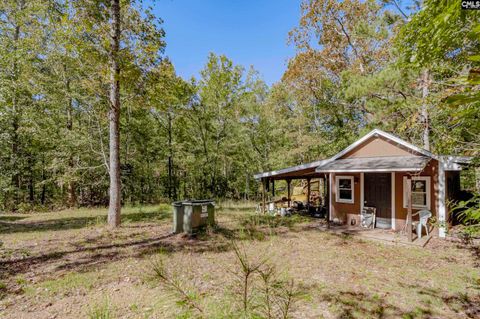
left=41, top=156, right=46, bottom=205
left=11, top=17, right=21, bottom=210
left=244, top=173, right=249, bottom=200
left=167, top=112, right=174, bottom=200
left=28, top=154, right=34, bottom=203
left=65, top=64, right=76, bottom=207
left=476, top=167, right=480, bottom=193
left=183, top=171, right=187, bottom=199
left=108, top=0, right=121, bottom=227
left=420, top=68, right=430, bottom=151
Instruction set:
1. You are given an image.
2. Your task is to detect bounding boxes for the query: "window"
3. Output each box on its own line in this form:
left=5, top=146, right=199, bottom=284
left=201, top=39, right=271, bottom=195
left=336, top=176, right=354, bottom=204
left=403, top=176, right=431, bottom=209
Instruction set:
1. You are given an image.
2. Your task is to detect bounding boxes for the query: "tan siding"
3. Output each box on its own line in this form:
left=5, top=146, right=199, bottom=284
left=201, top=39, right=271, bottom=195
left=331, top=173, right=361, bottom=225
left=393, top=159, right=439, bottom=235
left=341, top=136, right=422, bottom=159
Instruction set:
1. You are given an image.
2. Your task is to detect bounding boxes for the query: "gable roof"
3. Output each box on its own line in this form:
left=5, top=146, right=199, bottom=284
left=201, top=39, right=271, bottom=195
left=315, top=156, right=430, bottom=173
left=253, top=129, right=470, bottom=180
left=329, top=129, right=438, bottom=161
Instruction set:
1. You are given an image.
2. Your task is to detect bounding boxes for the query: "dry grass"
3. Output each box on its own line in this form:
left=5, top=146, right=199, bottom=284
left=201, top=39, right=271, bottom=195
left=0, top=204, right=479, bottom=318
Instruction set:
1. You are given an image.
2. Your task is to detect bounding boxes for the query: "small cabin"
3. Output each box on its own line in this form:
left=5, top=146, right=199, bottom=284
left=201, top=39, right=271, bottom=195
left=254, top=129, right=472, bottom=240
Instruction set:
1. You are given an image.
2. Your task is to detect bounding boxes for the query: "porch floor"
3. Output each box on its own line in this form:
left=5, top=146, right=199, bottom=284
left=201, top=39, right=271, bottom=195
left=319, top=224, right=432, bottom=247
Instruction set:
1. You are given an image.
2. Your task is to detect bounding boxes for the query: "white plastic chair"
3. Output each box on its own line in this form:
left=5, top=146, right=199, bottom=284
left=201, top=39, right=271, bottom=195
left=268, top=202, right=277, bottom=215
left=412, top=210, right=432, bottom=238
left=361, top=207, right=376, bottom=229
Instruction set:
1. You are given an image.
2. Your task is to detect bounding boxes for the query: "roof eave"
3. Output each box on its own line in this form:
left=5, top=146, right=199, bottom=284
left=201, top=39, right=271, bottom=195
left=315, top=167, right=424, bottom=173
left=253, top=159, right=329, bottom=180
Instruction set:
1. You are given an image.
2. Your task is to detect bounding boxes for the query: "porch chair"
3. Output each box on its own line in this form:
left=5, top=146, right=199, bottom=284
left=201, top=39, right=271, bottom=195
left=268, top=202, right=276, bottom=215
left=412, top=210, right=432, bottom=239
left=361, top=207, right=376, bottom=229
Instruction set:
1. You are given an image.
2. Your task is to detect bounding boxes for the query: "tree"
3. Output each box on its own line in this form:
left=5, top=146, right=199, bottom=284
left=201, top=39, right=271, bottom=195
left=65, top=0, right=165, bottom=222
left=283, top=0, right=406, bottom=158
left=107, top=0, right=121, bottom=227
left=396, top=0, right=480, bottom=165
left=0, top=0, right=50, bottom=210
left=145, top=59, right=194, bottom=201
left=188, top=53, right=245, bottom=197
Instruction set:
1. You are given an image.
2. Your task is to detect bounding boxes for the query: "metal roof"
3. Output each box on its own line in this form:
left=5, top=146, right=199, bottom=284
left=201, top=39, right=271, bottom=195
left=315, top=156, right=431, bottom=173
left=253, top=129, right=473, bottom=180
left=253, top=159, right=329, bottom=179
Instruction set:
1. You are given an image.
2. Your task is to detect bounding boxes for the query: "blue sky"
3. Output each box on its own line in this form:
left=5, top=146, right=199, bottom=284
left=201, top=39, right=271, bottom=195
left=148, top=0, right=302, bottom=85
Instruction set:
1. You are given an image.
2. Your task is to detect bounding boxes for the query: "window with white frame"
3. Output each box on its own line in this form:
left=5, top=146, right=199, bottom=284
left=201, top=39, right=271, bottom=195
left=403, top=176, right=431, bottom=209
left=336, top=176, right=354, bottom=204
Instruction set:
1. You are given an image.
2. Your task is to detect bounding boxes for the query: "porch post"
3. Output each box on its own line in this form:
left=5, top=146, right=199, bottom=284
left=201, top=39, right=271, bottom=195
left=262, top=178, right=266, bottom=214
left=391, top=172, right=396, bottom=231
left=306, top=178, right=311, bottom=204
left=360, top=173, right=364, bottom=215
left=287, top=179, right=291, bottom=208
left=271, top=179, right=275, bottom=197
left=438, top=162, right=447, bottom=238
left=328, top=173, right=333, bottom=222
left=407, top=176, right=413, bottom=242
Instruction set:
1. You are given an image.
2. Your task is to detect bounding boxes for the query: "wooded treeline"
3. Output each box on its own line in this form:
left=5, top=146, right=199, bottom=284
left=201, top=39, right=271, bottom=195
left=0, top=0, right=479, bottom=212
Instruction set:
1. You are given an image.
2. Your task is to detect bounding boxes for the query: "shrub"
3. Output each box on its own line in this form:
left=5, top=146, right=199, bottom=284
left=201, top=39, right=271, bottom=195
left=149, top=241, right=300, bottom=318
left=87, top=298, right=113, bottom=319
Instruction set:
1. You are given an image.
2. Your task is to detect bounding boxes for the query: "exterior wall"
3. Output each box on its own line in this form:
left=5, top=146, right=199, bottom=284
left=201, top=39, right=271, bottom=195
left=341, top=136, right=421, bottom=159
left=330, top=173, right=361, bottom=225
left=393, top=159, right=439, bottom=235
left=325, top=134, right=448, bottom=236
left=328, top=159, right=443, bottom=236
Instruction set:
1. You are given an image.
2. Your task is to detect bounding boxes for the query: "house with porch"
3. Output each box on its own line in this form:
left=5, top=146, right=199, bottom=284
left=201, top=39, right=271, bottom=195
left=254, top=129, right=471, bottom=241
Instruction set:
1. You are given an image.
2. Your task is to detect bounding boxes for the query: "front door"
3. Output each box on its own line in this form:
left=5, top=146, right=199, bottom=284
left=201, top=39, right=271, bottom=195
left=364, top=173, right=391, bottom=229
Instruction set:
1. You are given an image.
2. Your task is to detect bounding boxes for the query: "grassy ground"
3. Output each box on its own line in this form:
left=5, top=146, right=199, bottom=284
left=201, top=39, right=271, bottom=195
left=0, top=203, right=479, bottom=318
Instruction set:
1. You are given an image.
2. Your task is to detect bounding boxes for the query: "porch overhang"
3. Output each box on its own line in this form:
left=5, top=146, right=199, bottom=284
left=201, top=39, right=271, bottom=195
left=253, top=159, right=329, bottom=180
left=315, top=156, right=431, bottom=173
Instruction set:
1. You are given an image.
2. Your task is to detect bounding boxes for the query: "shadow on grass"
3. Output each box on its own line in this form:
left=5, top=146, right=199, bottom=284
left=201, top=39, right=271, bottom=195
left=0, top=233, right=176, bottom=280
left=0, top=214, right=315, bottom=284
left=0, top=215, right=28, bottom=222
left=322, top=290, right=438, bottom=319
left=324, top=290, right=404, bottom=318
left=460, top=244, right=480, bottom=268
left=0, top=223, right=238, bottom=283
left=397, top=282, right=480, bottom=319
left=0, top=209, right=170, bottom=234
left=0, top=212, right=332, bottom=301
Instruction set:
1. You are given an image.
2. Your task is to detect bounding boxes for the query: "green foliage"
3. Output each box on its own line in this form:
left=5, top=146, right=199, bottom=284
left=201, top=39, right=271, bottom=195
left=87, top=298, right=113, bottom=319
left=150, top=257, right=205, bottom=316
left=395, top=0, right=480, bottom=160
left=455, top=193, right=480, bottom=224
left=150, top=242, right=299, bottom=319
left=397, top=0, right=480, bottom=68
left=0, top=0, right=478, bottom=213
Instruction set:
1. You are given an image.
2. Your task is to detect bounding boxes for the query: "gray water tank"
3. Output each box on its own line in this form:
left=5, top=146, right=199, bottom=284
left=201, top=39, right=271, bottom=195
left=172, top=201, right=185, bottom=233
left=182, top=200, right=215, bottom=234
left=172, top=200, right=215, bottom=234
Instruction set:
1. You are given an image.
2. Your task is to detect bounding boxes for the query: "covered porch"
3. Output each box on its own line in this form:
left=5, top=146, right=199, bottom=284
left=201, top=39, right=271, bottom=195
left=255, top=156, right=438, bottom=244
left=319, top=223, right=432, bottom=247
left=315, top=155, right=439, bottom=243
left=254, top=159, right=331, bottom=218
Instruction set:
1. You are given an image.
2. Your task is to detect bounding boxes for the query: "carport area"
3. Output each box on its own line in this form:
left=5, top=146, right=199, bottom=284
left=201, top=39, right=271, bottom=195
left=254, top=159, right=331, bottom=218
